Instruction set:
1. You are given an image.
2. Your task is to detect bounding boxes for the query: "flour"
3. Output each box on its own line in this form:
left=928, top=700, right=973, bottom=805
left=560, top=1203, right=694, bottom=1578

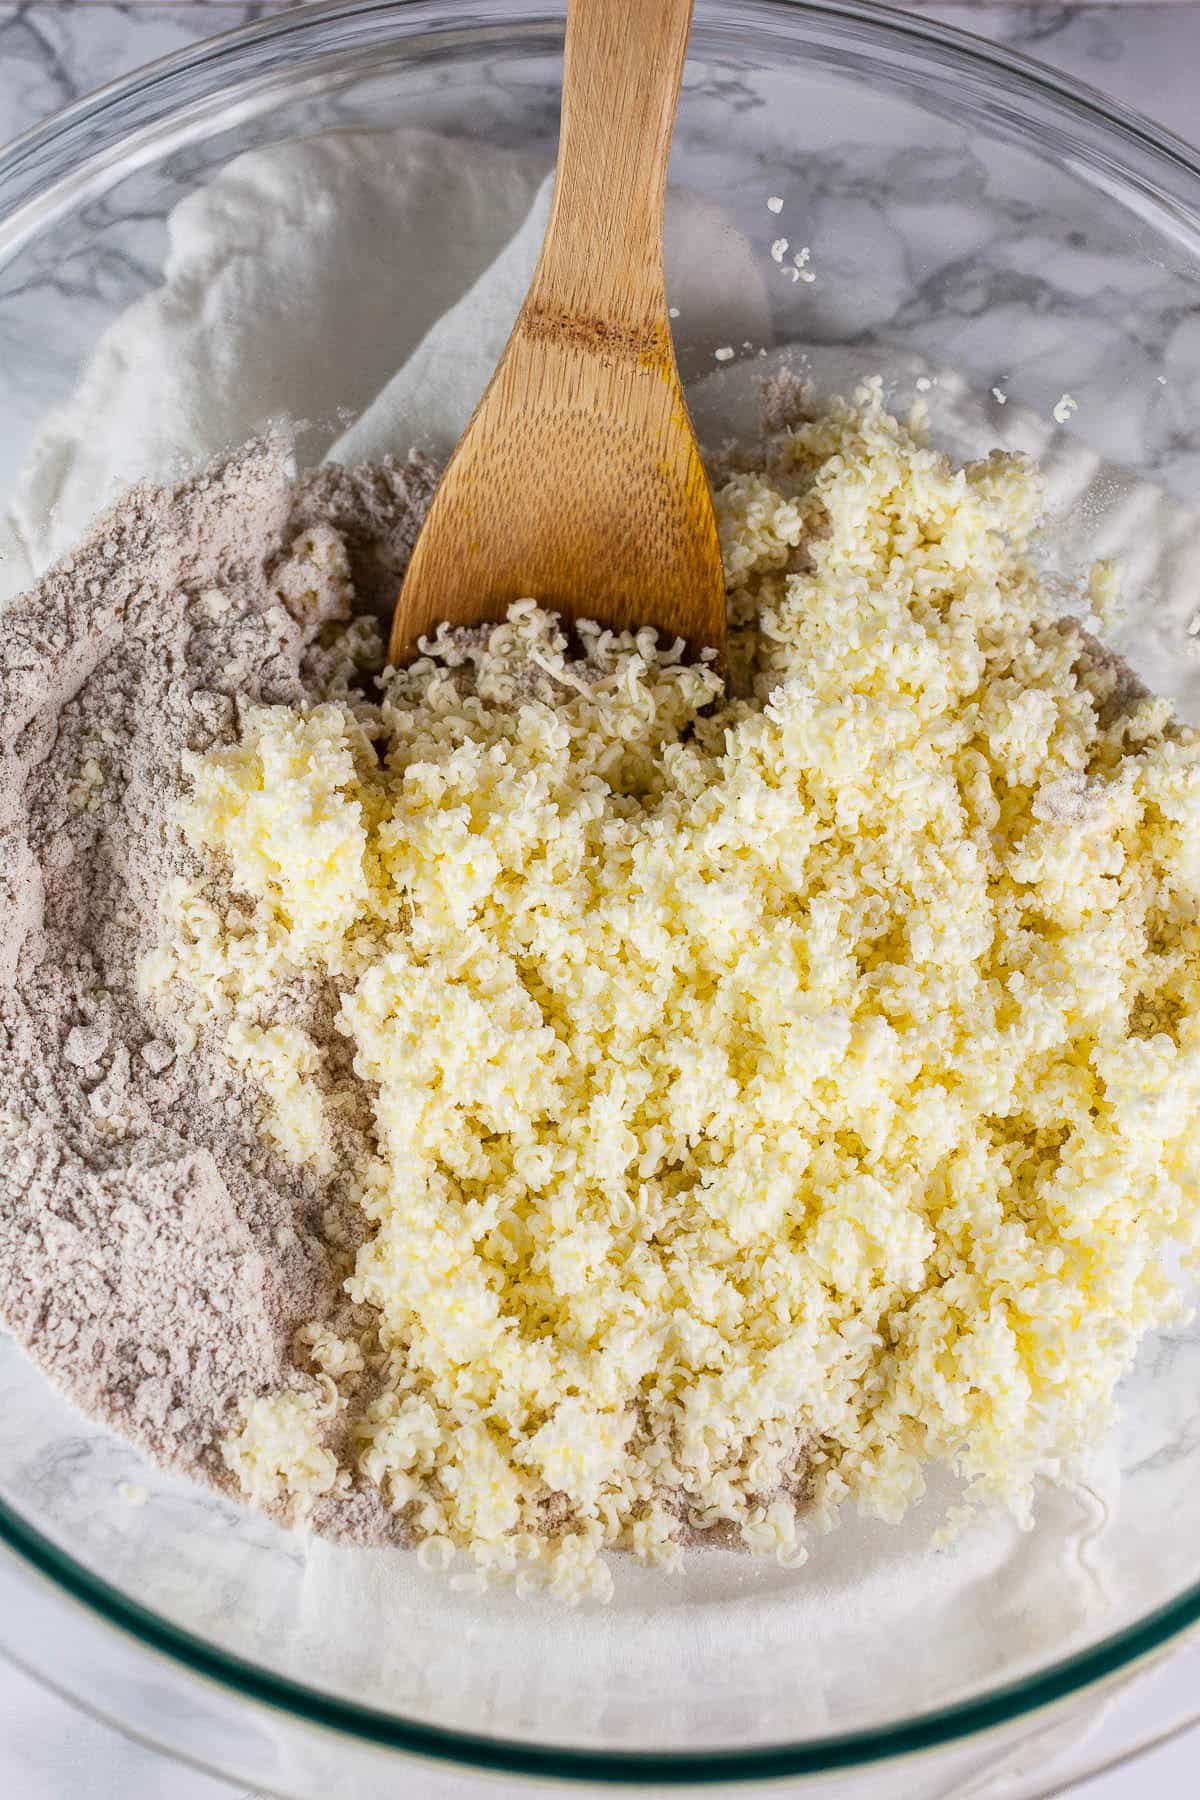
left=0, top=439, right=432, bottom=1532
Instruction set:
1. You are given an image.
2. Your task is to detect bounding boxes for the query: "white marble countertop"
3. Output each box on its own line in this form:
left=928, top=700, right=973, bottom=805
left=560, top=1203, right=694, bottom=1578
left=1, top=2, right=1200, bottom=1795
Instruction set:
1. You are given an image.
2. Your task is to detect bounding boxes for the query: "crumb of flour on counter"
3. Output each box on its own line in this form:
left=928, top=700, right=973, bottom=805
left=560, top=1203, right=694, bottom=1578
left=770, top=237, right=789, bottom=264
left=147, top=383, right=1200, bottom=1601
left=992, top=387, right=1008, bottom=405
left=1053, top=392, right=1078, bottom=424
left=766, top=195, right=784, bottom=213
left=714, top=345, right=735, bottom=362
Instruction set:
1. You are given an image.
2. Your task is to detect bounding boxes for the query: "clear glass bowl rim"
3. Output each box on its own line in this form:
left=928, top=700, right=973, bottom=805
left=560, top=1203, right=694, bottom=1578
left=3, top=0, right=1200, bottom=1783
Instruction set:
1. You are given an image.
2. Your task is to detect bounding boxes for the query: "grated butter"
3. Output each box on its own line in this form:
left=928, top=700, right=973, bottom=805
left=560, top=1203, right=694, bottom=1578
left=148, top=387, right=1200, bottom=1600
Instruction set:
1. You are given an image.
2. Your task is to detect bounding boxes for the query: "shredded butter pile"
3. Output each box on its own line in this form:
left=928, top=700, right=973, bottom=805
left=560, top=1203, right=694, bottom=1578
left=145, top=386, right=1200, bottom=1599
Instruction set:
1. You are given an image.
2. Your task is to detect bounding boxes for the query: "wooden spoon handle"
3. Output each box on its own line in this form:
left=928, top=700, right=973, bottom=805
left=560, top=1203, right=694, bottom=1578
left=526, top=0, right=695, bottom=331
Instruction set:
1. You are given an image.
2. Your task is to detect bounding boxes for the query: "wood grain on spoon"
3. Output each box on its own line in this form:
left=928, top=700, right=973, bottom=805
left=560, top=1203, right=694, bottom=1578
left=388, top=0, right=725, bottom=668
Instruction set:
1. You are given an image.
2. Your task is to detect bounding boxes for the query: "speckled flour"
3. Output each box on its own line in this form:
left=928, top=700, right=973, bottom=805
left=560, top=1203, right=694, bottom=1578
left=0, top=439, right=435, bottom=1539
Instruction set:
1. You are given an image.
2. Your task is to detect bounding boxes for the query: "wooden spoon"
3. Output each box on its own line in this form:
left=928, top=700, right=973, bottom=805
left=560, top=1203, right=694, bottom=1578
left=388, top=0, right=725, bottom=668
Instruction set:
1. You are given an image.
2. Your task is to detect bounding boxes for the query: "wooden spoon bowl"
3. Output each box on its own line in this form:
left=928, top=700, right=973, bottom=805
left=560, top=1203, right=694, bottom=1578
left=388, top=0, right=725, bottom=668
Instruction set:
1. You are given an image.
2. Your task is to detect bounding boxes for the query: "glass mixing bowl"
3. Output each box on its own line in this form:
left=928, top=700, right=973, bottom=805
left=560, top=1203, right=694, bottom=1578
left=2, top=1, right=1200, bottom=1792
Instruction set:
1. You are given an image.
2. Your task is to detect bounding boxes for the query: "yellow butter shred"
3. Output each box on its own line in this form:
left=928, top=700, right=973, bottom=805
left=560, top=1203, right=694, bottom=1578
left=221, top=1382, right=344, bottom=1516
left=147, top=386, right=1200, bottom=1598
